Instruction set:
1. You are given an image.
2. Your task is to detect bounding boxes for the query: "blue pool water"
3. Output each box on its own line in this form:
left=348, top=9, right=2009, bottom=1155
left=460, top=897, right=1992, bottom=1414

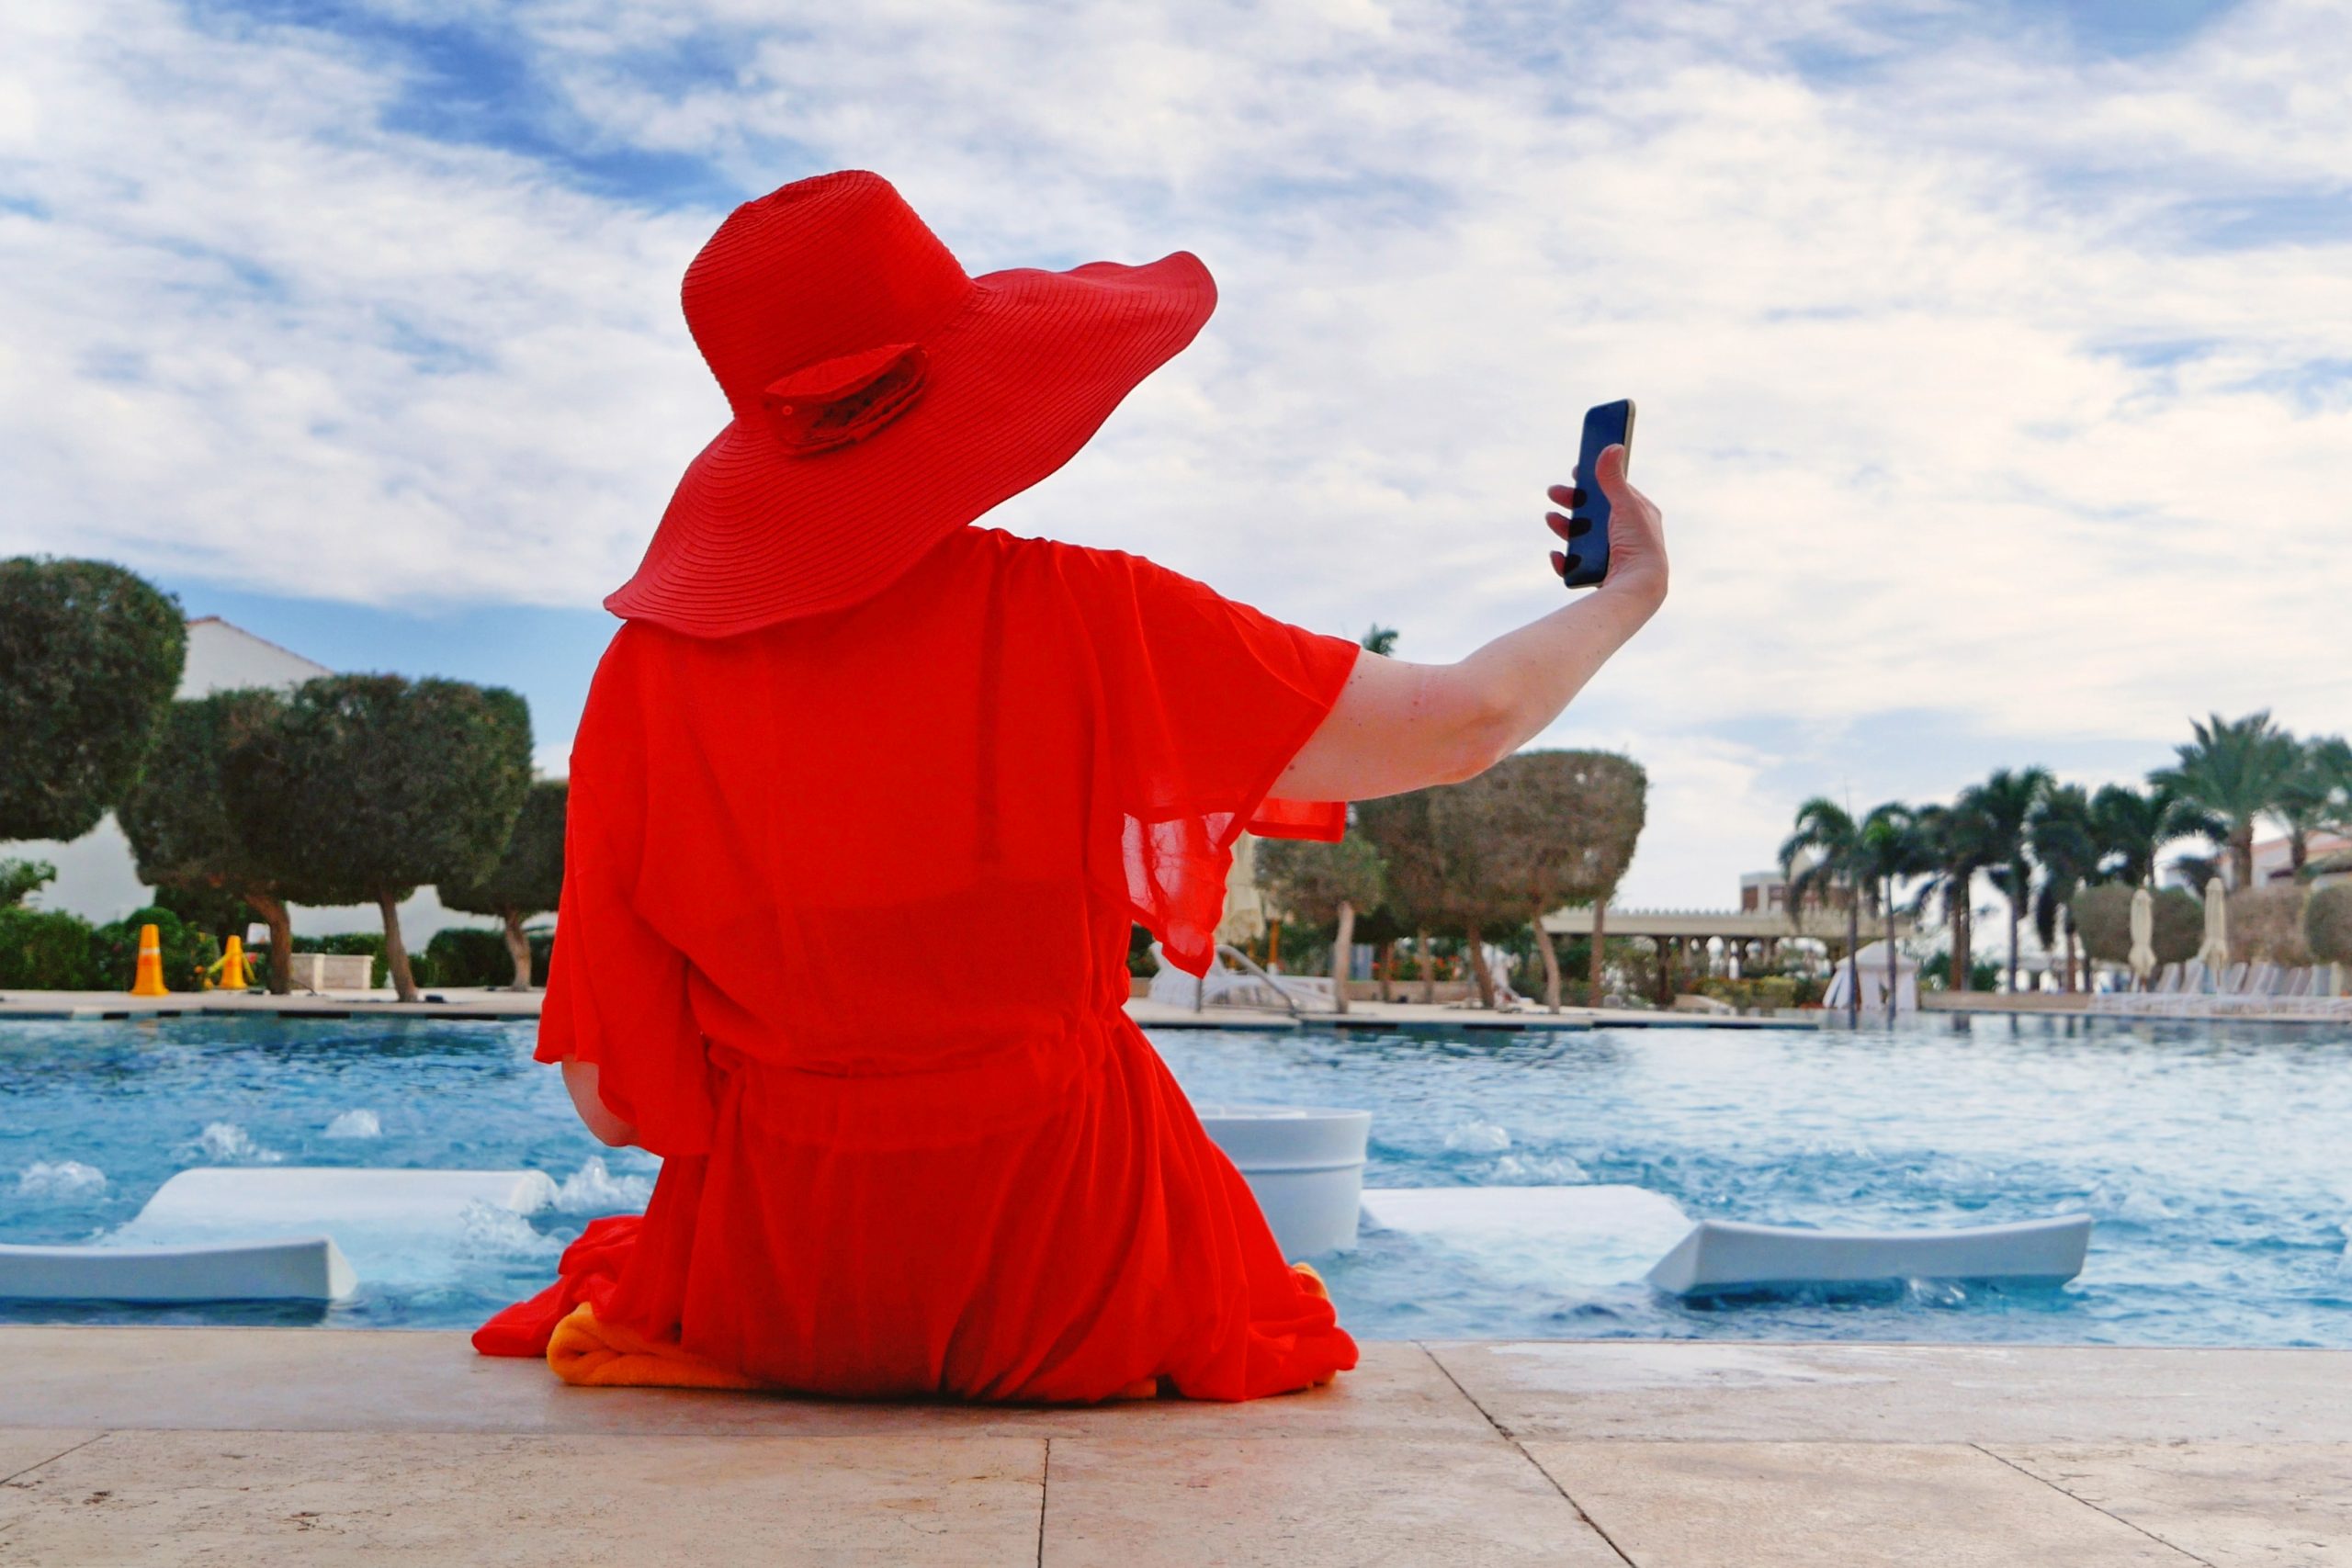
left=2, top=1013, right=2346, bottom=1344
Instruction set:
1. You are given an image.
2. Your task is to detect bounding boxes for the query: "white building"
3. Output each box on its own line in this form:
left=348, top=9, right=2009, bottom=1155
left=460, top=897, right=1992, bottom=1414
left=6, top=616, right=485, bottom=942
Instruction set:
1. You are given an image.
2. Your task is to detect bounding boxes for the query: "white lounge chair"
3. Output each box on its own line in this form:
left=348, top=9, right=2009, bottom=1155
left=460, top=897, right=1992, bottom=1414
left=1145, top=942, right=1333, bottom=1013
left=0, top=1236, right=356, bottom=1303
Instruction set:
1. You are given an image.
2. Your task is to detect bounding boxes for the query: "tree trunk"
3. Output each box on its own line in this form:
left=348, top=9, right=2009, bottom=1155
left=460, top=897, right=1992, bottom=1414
left=1589, top=903, right=1608, bottom=998
left=1847, top=897, right=1860, bottom=1025
left=1377, top=940, right=1395, bottom=1003
left=1885, top=877, right=1900, bottom=1016
left=502, top=910, right=535, bottom=992
left=1267, top=919, right=1282, bottom=970
left=378, top=891, right=420, bottom=1003
left=2233, top=824, right=2255, bottom=888
left=1419, top=929, right=1435, bottom=1005
left=1533, top=907, right=1563, bottom=1012
left=1465, top=922, right=1497, bottom=1009
left=250, top=893, right=293, bottom=997
left=1329, top=900, right=1354, bottom=1016
left=1951, top=886, right=1971, bottom=991
left=2007, top=892, right=2021, bottom=994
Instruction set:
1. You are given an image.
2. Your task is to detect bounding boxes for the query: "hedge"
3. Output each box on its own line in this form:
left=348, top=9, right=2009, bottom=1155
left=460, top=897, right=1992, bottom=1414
left=0, top=908, right=100, bottom=989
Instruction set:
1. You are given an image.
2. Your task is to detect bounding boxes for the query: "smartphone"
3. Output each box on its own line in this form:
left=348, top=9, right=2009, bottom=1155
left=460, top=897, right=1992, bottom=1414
left=1558, top=399, right=1635, bottom=589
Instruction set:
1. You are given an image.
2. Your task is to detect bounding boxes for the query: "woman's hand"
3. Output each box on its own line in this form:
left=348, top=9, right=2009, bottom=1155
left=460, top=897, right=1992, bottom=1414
left=1545, top=444, right=1667, bottom=609
left=1269, top=444, right=1669, bottom=804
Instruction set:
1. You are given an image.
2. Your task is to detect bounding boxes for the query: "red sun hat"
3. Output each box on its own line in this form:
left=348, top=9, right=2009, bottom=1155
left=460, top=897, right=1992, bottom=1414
left=605, top=170, right=1217, bottom=637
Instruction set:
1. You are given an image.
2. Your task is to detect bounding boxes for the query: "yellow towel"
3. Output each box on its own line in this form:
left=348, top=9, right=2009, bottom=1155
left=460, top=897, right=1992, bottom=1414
left=546, top=1303, right=761, bottom=1389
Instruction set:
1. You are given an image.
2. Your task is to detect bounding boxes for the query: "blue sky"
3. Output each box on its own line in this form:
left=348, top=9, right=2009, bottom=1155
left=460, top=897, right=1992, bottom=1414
left=6, top=0, right=2349, bottom=903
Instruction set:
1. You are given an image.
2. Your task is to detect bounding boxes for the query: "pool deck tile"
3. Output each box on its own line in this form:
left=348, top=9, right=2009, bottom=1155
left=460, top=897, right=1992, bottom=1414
left=2, top=1331, right=2346, bottom=1565
left=0, top=1429, right=1046, bottom=1566
left=1524, top=1441, right=2196, bottom=1565
left=1988, top=1443, right=2352, bottom=1566
left=1427, top=1339, right=2352, bottom=1443
left=0, top=1329, right=1485, bottom=1441
left=1040, top=1436, right=1626, bottom=1565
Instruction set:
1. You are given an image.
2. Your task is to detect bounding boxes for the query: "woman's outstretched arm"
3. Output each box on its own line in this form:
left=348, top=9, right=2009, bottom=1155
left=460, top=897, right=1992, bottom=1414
left=1272, top=443, right=1667, bottom=804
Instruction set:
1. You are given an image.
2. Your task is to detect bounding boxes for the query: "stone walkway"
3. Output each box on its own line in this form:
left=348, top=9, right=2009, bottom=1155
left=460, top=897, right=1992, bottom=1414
left=2, top=1329, right=2343, bottom=1563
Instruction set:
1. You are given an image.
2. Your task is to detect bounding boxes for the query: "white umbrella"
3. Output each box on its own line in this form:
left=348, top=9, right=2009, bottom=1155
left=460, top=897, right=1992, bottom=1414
left=2128, top=886, right=2156, bottom=988
left=1216, top=832, right=1268, bottom=948
left=2196, top=875, right=2229, bottom=980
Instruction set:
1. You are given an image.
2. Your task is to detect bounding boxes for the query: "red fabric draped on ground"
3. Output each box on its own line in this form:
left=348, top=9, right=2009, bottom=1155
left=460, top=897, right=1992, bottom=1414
left=475, top=528, right=1361, bottom=1401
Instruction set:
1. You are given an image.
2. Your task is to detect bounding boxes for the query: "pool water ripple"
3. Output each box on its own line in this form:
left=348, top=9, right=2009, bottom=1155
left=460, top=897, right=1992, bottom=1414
left=1, top=1012, right=2346, bottom=1344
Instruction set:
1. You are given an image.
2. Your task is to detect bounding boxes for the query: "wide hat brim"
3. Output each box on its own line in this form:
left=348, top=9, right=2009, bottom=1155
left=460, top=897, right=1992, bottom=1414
left=605, top=253, right=1216, bottom=637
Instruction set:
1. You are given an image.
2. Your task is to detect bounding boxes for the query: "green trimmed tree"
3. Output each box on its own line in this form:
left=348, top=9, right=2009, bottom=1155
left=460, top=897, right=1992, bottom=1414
left=2303, top=884, right=2352, bottom=974
left=2227, top=885, right=2312, bottom=966
left=119, top=690, right=342, bottom=995
left=1450, top=750, right=1646, bottom=1011
left=1354, top=788, right=1451, bottom=1005
left=2067, top=883, right=2135, bottom=969
left=1257, top=830, right=1385, bottom=1015
left=2150, top=886, right=2203, bottom=967
left=438, top=780, right=567, bottom=991
left=0, top=558, right=186, bottom=841
left=225, top=675, right=533, bottom=1002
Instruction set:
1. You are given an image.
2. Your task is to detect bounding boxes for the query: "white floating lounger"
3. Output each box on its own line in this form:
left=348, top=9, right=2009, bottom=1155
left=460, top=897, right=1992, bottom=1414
left=1361, top=1186, right=1693, bottom=1294
left=0, top=1236, right=356, bottom=1303
left=109, top=1168, right=554, bottom=1247
left=1645, top=1214, right=2093, bottom=1297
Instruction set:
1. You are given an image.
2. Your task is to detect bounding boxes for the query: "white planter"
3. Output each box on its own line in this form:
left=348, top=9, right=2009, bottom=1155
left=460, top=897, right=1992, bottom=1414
left=1195, top=1105, right=1372, bottom=1258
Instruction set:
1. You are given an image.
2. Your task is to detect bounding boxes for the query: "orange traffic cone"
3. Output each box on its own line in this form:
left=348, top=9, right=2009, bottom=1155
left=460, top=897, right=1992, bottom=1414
left=130, top=922, right=169, bottom=997
left=219, top=934, right=251, bottom=990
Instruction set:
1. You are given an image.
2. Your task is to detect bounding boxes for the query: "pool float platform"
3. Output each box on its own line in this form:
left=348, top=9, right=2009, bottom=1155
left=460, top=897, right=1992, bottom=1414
left=0, top=1326, right=2342, bottom=1563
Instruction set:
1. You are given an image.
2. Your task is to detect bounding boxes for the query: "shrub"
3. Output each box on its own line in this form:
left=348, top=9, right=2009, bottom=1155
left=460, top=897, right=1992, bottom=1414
left=2227, top=885, right=2311, bottom=966
left=88, top=906, right=217, bottom=991
left=2305, top=885, right=2352, bottom=965
left=0, top=907, right=99, bottom=988
left=424, top=927, right=511, bottom=988
left=2068, top=884, right=2136, bottom=965
left=2150, top=887, right=2203, bottom=965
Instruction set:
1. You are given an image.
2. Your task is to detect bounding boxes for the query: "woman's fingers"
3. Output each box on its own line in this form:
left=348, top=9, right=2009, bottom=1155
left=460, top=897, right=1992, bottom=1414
left=1546, top=483, right=1585, bottom=508
left=1545, top=511, right=1575, bottom=541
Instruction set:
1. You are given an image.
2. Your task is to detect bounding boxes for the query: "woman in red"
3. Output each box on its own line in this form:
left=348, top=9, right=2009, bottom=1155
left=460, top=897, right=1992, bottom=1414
left=476, top=171, right=1667, bottom=1401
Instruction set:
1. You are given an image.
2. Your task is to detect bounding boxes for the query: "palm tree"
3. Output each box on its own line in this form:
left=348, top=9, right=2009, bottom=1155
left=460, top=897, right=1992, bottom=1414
left=2088, top=781, right=2211, bottom=888
left=1781, top=797, right=1863, bottom=1021
left=1911, top=797, right=1999, bottom=990
left=2028, top=783, right=2099, bottom=990
left=2149, top=712, right=2300, bottom=888
left=1360, top=625, right=1399, bottom=656
left=1969, top=766, right=2051, bottom=993
left=2272, top=735, right=2350, bottom=875
left=1857, top=803, right=1930, bottom=1010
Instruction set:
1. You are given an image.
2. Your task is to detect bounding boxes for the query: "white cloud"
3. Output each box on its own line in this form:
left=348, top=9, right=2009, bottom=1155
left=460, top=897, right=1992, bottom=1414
left=4, top=0, right=2347, bottom=903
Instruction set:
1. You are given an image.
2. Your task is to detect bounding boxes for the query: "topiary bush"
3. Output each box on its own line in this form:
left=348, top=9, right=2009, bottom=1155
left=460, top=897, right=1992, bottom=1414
left=2227, top=885, right=2311, bottom=966
left=88, top=906, right=217, bottom=991
left=2067, top=883, right=2136, bottom=965
left=424, top=927, right=510, bottom=988
left=0, top=907, right=99, bottom=988
left=2302, top=884, right=2352, bottom=967
left=2150, top=887, right=2203, bottom=965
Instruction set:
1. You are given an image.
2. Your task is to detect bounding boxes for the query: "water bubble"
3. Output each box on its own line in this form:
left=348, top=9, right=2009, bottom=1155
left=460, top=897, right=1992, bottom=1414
left=192, top=1122, right=283, bottom=1165
left=16, top=1160, right=106, bottom=1199
left=453, top=1199, right=562, bottom=1258
left=548, top=1156, right=653, bottom=1214
left=322, top=1110, right=381, bottom=1140
left=1492, top=1154, right=1589, bottom=1184
left=1444, top=1122, right=1511, bottom=1154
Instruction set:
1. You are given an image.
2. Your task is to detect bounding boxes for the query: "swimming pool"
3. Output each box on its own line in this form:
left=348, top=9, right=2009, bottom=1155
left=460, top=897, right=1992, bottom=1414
left=3, top=1013, right=2346, bottom=1344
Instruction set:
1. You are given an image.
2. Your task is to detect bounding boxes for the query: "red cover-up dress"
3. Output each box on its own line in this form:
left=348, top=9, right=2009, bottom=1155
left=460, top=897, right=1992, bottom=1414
left=475, top=526, right=1363, bottom=1401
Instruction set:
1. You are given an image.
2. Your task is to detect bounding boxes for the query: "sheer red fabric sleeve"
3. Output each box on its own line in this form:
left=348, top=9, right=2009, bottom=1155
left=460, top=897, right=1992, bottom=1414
left=532, top=633, right=716, bottom=1157
left=1066, top=547, right=1360, bottom=977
